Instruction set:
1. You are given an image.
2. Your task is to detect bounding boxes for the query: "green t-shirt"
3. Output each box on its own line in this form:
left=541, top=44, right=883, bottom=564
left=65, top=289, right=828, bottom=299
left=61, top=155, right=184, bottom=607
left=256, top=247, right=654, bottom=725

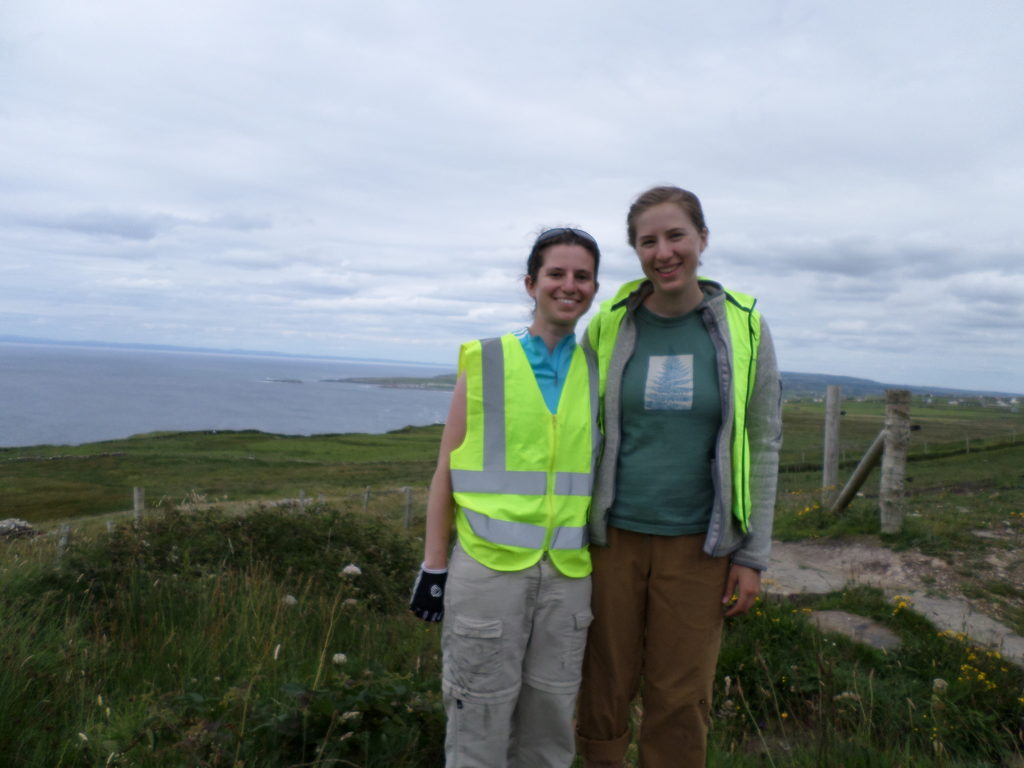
left=608, top=304, right=722, bottom=536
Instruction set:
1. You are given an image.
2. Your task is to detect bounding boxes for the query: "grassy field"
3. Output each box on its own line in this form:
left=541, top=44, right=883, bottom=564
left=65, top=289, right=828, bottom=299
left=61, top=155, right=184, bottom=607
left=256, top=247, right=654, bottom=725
left=0, top=426, right=443, bottom=522
left=1, top=400, right=1023, bottom=765
left=782, top=397, right=1022, bottom=469
left=3, top=397, right=1020, bottom=523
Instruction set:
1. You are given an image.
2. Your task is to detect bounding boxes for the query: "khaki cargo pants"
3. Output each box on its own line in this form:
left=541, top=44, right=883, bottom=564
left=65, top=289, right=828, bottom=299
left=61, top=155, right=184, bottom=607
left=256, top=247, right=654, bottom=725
left=442, top=542, right=593, bottom=768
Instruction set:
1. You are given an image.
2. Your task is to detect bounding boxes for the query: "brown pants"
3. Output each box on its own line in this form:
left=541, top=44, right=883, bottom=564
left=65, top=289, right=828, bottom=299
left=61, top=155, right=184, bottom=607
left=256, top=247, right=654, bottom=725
left=576, top=528, right=730, bottom=767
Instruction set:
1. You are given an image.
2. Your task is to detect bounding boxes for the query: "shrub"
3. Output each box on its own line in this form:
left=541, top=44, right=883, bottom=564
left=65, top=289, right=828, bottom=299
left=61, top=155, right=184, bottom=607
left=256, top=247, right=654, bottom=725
left=41, top=503, right=420, bottom=613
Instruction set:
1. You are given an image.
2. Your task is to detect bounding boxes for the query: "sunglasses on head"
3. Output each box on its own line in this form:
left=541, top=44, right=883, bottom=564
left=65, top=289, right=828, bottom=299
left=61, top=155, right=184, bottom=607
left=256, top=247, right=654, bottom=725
left=533, top=227, right=597, bottom=247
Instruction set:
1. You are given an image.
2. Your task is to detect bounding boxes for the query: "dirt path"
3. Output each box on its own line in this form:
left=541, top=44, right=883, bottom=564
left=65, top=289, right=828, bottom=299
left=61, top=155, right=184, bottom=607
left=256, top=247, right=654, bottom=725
left=765, top=539, right=1024, bottom=665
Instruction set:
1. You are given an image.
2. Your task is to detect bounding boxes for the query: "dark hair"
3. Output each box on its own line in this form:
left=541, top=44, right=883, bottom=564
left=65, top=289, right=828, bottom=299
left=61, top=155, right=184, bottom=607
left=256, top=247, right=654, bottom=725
left=625, top=186, right=707, bottom=247
left=525, top=227, right=601, bottom=285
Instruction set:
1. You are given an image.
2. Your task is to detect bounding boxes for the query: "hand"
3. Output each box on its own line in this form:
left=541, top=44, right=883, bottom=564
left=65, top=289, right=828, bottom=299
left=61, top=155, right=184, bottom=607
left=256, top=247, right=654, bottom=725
left=409, top=565, right=448, bottom=622
left=722, top=563, right=761, bottom=617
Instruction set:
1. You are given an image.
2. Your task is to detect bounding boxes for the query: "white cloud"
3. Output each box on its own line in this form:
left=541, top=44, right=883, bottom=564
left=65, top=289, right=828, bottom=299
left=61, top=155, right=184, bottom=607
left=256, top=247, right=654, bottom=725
left=1, top=0, right=1022, bottom=393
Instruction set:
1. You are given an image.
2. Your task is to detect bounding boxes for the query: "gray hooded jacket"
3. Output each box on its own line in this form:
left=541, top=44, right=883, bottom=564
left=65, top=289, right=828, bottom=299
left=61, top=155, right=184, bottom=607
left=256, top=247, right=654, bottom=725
left=583, top=278, right=782, bottom=571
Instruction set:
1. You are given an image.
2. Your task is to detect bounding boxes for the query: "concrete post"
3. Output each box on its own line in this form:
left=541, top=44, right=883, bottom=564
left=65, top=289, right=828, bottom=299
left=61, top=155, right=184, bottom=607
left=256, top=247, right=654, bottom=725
left=133, top=486, right=145, bottom=525
left=822, top=385, right=841, bottom=505
left=880, top=389, right=911, bottom=534
left=57, top=524, right=72, bottom=557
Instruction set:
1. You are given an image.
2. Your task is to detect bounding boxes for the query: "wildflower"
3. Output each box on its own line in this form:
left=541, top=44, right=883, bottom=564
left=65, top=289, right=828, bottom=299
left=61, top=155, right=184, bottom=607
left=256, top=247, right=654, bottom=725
left=282, top=594, right=298, bottom=606
left=891, top=594, right=912, bottom=615
left=342, top=564, right=362, bottom=577
left=780, top=712, right=789, bottom=720
left=78, top=733, right=88, bottom=742
left=344, top=598, right=359, bottom=607
left=332, top=653, right=348, bottom=665
left=932, top=678, right=948, bottom=694
left=340, top=710, right=360, bottom=722
left=833, top=691, right=861, bottom=702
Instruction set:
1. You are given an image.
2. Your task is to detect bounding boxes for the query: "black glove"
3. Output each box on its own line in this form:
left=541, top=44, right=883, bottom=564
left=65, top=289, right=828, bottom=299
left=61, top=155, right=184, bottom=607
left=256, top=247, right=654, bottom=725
left=410, top=565, right=448, bottom=622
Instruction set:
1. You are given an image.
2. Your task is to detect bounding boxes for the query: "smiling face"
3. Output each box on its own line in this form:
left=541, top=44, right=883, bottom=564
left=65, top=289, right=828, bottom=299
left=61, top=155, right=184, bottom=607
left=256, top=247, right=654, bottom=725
left=525, top=243, right=598, bottom=335
left=633, top=201, right=708, bottom=315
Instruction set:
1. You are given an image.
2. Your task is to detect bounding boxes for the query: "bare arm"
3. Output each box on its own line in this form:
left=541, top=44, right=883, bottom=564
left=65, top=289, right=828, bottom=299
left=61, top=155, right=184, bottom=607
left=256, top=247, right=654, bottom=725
left=422, top=373, right=467, bottom=570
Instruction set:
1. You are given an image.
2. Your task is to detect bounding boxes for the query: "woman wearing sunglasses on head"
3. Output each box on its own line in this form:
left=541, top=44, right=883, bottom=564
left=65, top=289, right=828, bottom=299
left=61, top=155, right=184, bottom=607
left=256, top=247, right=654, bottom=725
left=410, top=227, right=602, bottom=768
left=576, top=186, right=782, bottom=768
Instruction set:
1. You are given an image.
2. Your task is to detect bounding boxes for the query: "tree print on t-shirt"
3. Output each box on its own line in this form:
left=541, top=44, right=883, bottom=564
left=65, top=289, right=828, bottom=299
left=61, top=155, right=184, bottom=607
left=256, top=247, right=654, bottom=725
left=644, top=354, right=694, bottom=410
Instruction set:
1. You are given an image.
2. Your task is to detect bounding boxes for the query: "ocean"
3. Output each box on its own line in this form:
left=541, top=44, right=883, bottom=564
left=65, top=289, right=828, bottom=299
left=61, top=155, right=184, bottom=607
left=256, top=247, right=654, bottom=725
left=0, top=342, right=454, bottom=448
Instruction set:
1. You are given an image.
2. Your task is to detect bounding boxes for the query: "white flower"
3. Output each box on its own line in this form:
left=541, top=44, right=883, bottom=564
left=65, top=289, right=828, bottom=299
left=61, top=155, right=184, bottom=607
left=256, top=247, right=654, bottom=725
left=332, top=653, right=348, bottom=665
left=282, top=594, right=298, bottom=606
left=342, top=564, right=362, bottom=577
left=341, top=710, right=360, bottom=722
left=344, top=598, right=359, bottom=607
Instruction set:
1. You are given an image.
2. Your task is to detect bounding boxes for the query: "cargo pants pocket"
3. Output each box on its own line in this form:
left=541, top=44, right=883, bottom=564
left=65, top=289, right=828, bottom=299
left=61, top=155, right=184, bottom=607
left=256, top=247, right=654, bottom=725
left=444, top=615, right=504, bottom=695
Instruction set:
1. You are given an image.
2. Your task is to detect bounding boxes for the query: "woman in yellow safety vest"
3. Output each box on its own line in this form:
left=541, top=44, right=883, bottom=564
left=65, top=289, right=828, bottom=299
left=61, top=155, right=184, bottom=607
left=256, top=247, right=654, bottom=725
left=410, top=227, right=603, bottom=768
left=575, top=186, right=782, bottom=768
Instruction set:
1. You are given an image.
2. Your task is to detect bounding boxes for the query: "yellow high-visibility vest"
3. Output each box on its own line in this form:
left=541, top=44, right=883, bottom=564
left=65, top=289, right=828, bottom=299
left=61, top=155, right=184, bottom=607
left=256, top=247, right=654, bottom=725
left=449, top=334, right=600, bottom=577
left=588, top=280, right=761, bottom=531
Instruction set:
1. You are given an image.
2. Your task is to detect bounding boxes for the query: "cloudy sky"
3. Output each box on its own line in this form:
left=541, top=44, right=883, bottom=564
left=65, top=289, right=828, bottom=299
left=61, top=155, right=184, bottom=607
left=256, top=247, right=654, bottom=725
left=2, top=1, right=1022, bottom=393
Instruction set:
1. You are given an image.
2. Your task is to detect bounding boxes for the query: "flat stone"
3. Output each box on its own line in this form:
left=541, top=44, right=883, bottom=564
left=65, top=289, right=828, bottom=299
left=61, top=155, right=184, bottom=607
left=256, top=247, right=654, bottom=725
left=766, top=540, right=1024, bottom=667
left=809, top=610, right=902, bottom=651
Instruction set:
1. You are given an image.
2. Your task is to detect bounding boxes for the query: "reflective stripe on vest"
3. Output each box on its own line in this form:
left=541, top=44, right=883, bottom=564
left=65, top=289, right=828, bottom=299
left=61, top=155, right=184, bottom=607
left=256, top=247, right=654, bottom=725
left=460, top=505, right=589, bottom=550
left=450, top=337, right=598, bottom=499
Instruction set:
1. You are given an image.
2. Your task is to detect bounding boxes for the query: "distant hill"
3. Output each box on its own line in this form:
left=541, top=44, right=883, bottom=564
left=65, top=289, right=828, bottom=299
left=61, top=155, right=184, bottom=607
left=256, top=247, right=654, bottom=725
left=781, top=371, right=1022, bottom=400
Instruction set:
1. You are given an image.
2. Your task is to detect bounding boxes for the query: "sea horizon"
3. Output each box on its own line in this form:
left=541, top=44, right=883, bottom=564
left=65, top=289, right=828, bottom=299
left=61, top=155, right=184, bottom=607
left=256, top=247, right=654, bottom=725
left=0, top=341, right=454, bottom=449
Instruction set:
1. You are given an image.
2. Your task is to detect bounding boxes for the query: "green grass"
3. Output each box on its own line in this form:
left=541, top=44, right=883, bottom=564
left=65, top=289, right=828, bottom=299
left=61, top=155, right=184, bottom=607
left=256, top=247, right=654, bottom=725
left=2, top=506, right=1021, bottom=767
left=0, top=426, right=443, bottom=522
left=3, top=400, right=1024, bottom=765
left=709, top=586, right=1024, bottom=766
left=780, top=397, right=1023, bottom=469
left=5, top=399, right=1019, bottom=525
left=0, top=503, right=444, bottom=767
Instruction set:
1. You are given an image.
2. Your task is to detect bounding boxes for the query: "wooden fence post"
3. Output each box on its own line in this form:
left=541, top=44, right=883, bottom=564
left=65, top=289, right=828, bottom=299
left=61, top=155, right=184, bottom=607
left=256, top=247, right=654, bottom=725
left=829, top=429, right=885, bottom=516
left=133, top=486, right=145, bottom=525
left=822, top=385, right=841, bottom=505
left=880, top=389, right=911, bottom=534
left=362, top=487, right=370, bottom=513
